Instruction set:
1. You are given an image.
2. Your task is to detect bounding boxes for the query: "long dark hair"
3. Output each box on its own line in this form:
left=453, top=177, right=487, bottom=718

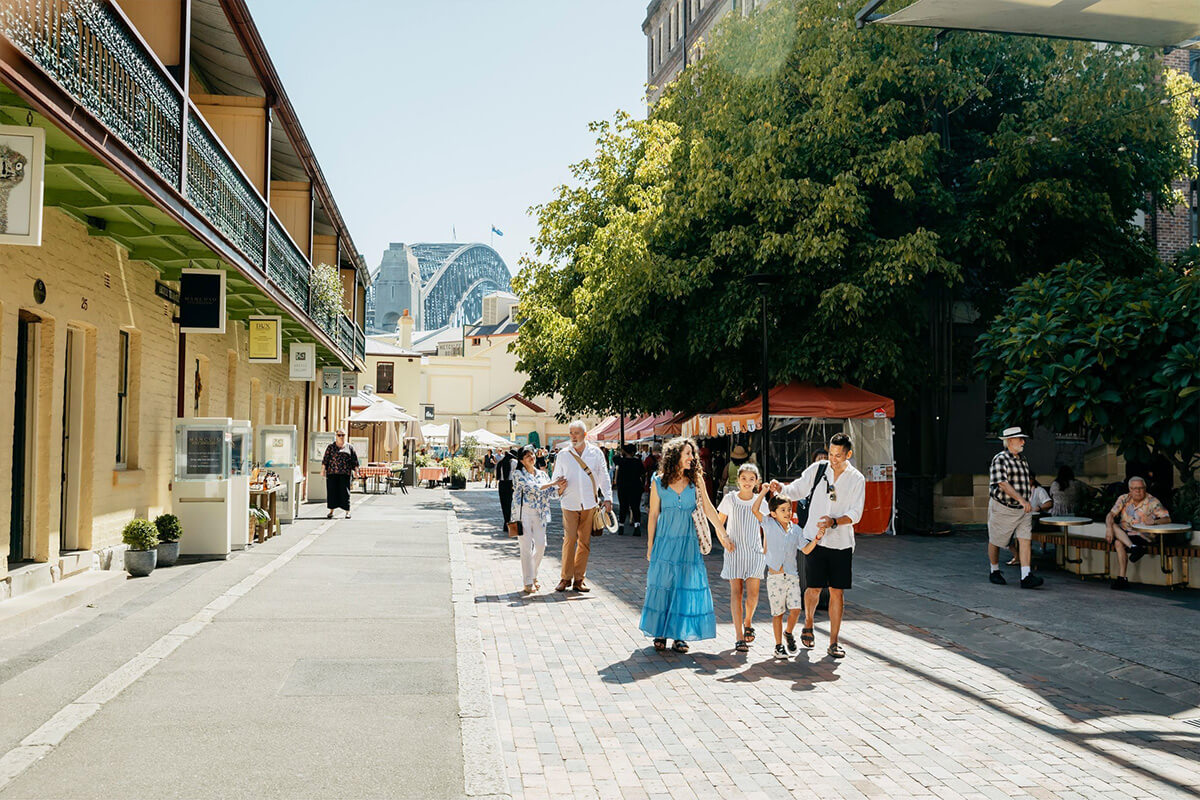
left=658, top=437, right=702, bottom=486
left=1055, top=465, right=1074, bottom=490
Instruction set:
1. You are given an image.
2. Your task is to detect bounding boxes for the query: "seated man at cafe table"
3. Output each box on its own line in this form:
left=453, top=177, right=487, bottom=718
left=1107, top=476, right=1172, bottom=590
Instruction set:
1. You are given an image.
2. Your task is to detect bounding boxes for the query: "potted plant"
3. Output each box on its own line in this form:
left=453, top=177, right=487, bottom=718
left=122, top=518, right=159, bottom=577
left=153, top=513, right=182, bottom=567
left=446, top=456, right=470, bottom=490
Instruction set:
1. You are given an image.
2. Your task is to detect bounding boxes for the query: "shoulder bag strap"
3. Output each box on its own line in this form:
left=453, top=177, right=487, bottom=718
left=804, top=463, right=829, bottom=505
left=568, top=448, right=601, bottom=501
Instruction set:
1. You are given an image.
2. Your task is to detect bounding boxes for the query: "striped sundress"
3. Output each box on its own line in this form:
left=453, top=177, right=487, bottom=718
left=717, top=492, right=767, bottom=580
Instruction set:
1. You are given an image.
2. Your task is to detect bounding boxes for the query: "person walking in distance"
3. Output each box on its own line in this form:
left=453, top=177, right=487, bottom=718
left=769, top=433, right=867, bottom=658
left=551, top=421, right=612, bottom=592
left=614, top=444, right=647, bottom=536
left=986, top=427, right=1044, bottom=589
left=482, top=449, right=496, bottom=489
left=495, top=447, right=518, bottom=533
left=320, top=430, right=359, bottom=520
left=508, top=446, right=567, bottom=594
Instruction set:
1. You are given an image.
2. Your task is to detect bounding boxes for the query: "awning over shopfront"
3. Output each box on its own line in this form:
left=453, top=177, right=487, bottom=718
left=862, top=0, right=1200, bottom=48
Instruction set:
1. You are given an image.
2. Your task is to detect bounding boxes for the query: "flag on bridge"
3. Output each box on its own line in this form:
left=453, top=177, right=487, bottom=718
left=491, top=226, right=504, bottom=237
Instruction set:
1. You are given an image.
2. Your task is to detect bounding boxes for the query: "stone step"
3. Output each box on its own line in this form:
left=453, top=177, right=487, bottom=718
left=0, top=570, right=127, bottom=641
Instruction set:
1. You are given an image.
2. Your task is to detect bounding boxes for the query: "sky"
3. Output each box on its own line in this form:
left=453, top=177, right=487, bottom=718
left=250, top=0, right=651, bottom=279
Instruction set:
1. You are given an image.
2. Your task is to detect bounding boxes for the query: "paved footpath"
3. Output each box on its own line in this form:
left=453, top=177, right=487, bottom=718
left=452, top=487, right=1200, bottom=800
left=0, top=491, right=468, bottom=800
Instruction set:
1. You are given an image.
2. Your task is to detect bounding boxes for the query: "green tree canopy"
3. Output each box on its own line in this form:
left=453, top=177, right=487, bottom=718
left=514, top=0, right=1197, bottom=418
left=976, top=260, right=1199, bottom=478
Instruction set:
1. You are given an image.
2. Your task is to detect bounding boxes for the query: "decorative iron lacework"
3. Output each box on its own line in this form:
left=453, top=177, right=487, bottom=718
left=2, top=0, right=182, bottom=186
left=186, top=113, right=265, bottom=269
left=268, top=214, right=311, bottom=314
left=337, top=313, right=354, bottom=357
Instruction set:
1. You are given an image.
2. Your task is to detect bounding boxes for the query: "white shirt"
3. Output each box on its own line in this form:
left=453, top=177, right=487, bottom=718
left=551, top=442, right=613, bottom=511
left=778, top=460, right=866, bottom=550
left=1030, top=486, right=1052, bottom=513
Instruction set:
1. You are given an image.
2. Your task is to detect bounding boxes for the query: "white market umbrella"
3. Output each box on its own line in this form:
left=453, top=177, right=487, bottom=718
left=350, top=398, right=418, bottom=424
left=422, top=423, right=449, bottom=442
left=465, top=428, right=515, bottom=449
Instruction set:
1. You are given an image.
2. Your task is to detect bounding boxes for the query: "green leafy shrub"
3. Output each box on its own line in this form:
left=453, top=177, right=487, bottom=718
left=122, top=518, right=158, bottom=551
left=153, top=513, right=182, bottom=543
left=445, top=456, right=472, bottom=479
left=414, top=452, right=431, bottom=468
left=1170, top=482, right=1200, bottom=529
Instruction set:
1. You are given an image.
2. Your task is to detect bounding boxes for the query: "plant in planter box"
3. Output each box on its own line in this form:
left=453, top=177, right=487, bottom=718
left=446, top=456, right=471, bottom=490
left=122, top=518, right=159, bottom=577
left=153, top=514, right=183, bottom=567
left=1171, top=481, right=1200, bottom=531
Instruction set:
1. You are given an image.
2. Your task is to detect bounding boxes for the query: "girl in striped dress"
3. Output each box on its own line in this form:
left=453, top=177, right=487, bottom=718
left=716, top=463, right=768, bottom=653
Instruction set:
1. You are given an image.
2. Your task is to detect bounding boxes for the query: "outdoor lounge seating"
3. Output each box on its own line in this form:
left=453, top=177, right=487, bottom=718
left=1033, top=527, right=1200, bottom=589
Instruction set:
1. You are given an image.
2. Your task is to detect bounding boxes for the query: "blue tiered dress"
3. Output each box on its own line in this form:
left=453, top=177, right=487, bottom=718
left=639, top=475, right=717, bottom=642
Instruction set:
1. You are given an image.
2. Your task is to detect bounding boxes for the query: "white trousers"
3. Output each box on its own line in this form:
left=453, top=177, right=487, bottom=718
left=519, top=514, right=548, bottom=586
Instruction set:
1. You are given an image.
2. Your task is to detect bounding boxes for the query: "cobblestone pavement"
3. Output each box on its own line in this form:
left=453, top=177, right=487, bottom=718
left=451, top=487, right=1200, bottom=800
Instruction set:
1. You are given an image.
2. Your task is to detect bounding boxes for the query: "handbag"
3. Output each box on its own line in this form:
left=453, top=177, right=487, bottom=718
left=508, top=481, right=524, bottom=537
left=568, top=448, right=608, bottom=535
left=692, top=502, right=713, bottom=555
left=795, top=463, right=829, bottom=529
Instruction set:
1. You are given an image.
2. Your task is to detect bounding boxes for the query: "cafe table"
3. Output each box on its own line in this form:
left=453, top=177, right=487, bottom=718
left=418, top=466, right=448, bottom=488
left=358, top=464, right=392, bottom=494
left=1037, top=516, right=1092, bottom=573
left=1132, top=522, right=1195, bottom=588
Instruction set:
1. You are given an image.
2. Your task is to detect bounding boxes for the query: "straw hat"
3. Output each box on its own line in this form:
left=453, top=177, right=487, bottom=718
left=999, top=426, right=1028, bottom=440
left=731, top=445, right=749, bottom=460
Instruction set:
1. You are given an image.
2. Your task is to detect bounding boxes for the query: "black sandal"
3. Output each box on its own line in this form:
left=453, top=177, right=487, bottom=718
left=743, top=626, right=756, bottom=643
left=735, top=640, right=749, bottom=653
left=800, top=627, right=815, bottom=648
left=827, top=642, right=845, bottom=659
left=653, top=638, right=667, bottom=652
left=672, top=640, right=690, bottom=653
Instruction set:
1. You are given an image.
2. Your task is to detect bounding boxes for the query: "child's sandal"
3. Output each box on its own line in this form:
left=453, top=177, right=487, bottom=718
left=735, top=640, right=749, bottom=653
left=800, top=627, right=815, bottom=648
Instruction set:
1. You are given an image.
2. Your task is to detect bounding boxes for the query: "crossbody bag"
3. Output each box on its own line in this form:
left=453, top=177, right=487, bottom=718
left=568, top=449, right=607, bottom=534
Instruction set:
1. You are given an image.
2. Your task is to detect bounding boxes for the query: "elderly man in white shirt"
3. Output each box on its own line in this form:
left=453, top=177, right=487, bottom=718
left=551, top=421, right=613, bottom=592
left=769, top=432, right=866, bottom=659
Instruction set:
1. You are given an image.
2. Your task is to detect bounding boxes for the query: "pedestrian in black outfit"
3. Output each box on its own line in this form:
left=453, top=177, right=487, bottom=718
left=614, top=444, right=647, bottom=536
left=321, top=429, right=359, bottom=519
left=496, top=447, right=519, bottom=530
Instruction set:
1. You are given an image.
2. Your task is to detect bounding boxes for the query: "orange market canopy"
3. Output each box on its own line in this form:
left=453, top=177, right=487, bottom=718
left=860, top=0, right=1200, bottom=48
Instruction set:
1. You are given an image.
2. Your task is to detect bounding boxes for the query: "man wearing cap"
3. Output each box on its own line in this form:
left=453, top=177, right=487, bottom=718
left=988, top=427, right=1044, bottom=589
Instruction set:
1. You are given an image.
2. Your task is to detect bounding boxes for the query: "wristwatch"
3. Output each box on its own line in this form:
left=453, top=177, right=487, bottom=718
left=829, top=518, right=838, bottom=529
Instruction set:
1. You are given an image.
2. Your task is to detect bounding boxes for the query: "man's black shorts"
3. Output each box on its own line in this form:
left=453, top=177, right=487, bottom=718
left=806, top=545, right=852, bottom=589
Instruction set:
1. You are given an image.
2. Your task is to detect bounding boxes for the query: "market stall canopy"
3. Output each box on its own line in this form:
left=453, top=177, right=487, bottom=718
left=465, top=428, right=514, bottom=449
left=350, top=400, right=418, bottom=424
left=682, top=383, right=895, bottom=438
left=587, top=416, right=619, bottom=441
left=422, top=423, right=449, bottom=441
left=862, top=0, right=1200, bottom=48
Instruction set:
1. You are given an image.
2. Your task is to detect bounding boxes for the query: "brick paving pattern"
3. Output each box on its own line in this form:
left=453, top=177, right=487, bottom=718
left=451, top=487, right=1200, bottom=800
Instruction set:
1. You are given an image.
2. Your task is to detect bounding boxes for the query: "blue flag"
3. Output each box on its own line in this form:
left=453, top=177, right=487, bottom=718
left=491, top=226, right=504, bottom=237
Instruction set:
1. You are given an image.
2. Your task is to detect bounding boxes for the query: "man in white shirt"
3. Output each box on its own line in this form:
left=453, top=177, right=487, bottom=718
left=551, top=421, right=613, bottom=593
left=769, top=433, right=867, bottom=659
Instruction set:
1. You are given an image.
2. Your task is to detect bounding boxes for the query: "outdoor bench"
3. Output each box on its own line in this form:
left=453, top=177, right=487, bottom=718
left=1033, top=527, right=1200, bottom=589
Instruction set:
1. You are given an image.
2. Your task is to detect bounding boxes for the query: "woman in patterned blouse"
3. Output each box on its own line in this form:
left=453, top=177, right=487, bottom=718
left=321, top=430, right=360, bottom=519
left=508, top=445, right=567, bottom=594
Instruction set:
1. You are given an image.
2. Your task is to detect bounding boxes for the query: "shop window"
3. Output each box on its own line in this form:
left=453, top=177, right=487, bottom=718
left=376, top=361, right=394, bottom=394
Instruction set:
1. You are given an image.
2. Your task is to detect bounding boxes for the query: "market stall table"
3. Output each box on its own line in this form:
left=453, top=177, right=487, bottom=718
left=1038, top=516, right=1093, bottom=574
left=249, top=486, right=281, bottom=542
left=358, top=465, right=392, bottom=494
left=1132, top=522, right=1195, bottom=588
left=418, top=466, right=448, bottom=488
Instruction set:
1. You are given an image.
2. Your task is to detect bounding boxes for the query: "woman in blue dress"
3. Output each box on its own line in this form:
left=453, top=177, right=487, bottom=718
left=640, top=436, right=732, bottom=653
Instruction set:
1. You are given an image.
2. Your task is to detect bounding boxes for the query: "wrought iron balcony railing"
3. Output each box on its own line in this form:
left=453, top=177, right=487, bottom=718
left=0, top=0, right=360, bottom=365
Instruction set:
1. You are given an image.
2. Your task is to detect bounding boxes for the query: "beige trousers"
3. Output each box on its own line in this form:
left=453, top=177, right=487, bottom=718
left=560, top=507, right=595, bottom=583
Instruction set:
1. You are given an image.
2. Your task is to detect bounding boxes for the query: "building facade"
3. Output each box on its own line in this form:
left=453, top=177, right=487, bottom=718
left=643, top=0, right=769, bottom=105
left=366, top=242, right=512, bottom=334
left=365, top=297, right=594, bottom=452
left=0, top=0, right=369, bottom=600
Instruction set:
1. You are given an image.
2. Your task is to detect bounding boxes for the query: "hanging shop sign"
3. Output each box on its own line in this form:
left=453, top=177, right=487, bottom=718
left=0, top=124, right=45, bottom=247
left=247, top=315, right=282, bottom=363
left=340, top=371, right=358, bottom=397
left=423, top=405, right=436, bottom=421
left=179, top=269, right=226, bottom=334
left=289, top=343, right=315, bottom=381
left=320, top=366, right=342, bottom=396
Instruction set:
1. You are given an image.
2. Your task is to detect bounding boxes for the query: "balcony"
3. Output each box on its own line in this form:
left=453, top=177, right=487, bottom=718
left=0, top=0, right=362, bottom=366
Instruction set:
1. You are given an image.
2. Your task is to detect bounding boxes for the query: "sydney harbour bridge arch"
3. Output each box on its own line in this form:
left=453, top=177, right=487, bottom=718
left=411, top=242, right=512, bottom=329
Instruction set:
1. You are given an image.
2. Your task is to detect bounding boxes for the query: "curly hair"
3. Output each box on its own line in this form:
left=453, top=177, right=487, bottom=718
left=658, top=436, right=702, bottom=487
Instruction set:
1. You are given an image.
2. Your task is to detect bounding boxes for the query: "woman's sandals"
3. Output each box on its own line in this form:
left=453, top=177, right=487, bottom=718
left=671, top=640, right=690, bottom=654
left=653, top=638, right=667, bottom=652
left=743, top=626, right=756, bottom=643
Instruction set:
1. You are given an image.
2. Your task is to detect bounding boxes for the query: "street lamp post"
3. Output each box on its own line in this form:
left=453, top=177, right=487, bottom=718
left=506, top=403, right=516, bottom=441
left=745, top=273, right=783, bottom=480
